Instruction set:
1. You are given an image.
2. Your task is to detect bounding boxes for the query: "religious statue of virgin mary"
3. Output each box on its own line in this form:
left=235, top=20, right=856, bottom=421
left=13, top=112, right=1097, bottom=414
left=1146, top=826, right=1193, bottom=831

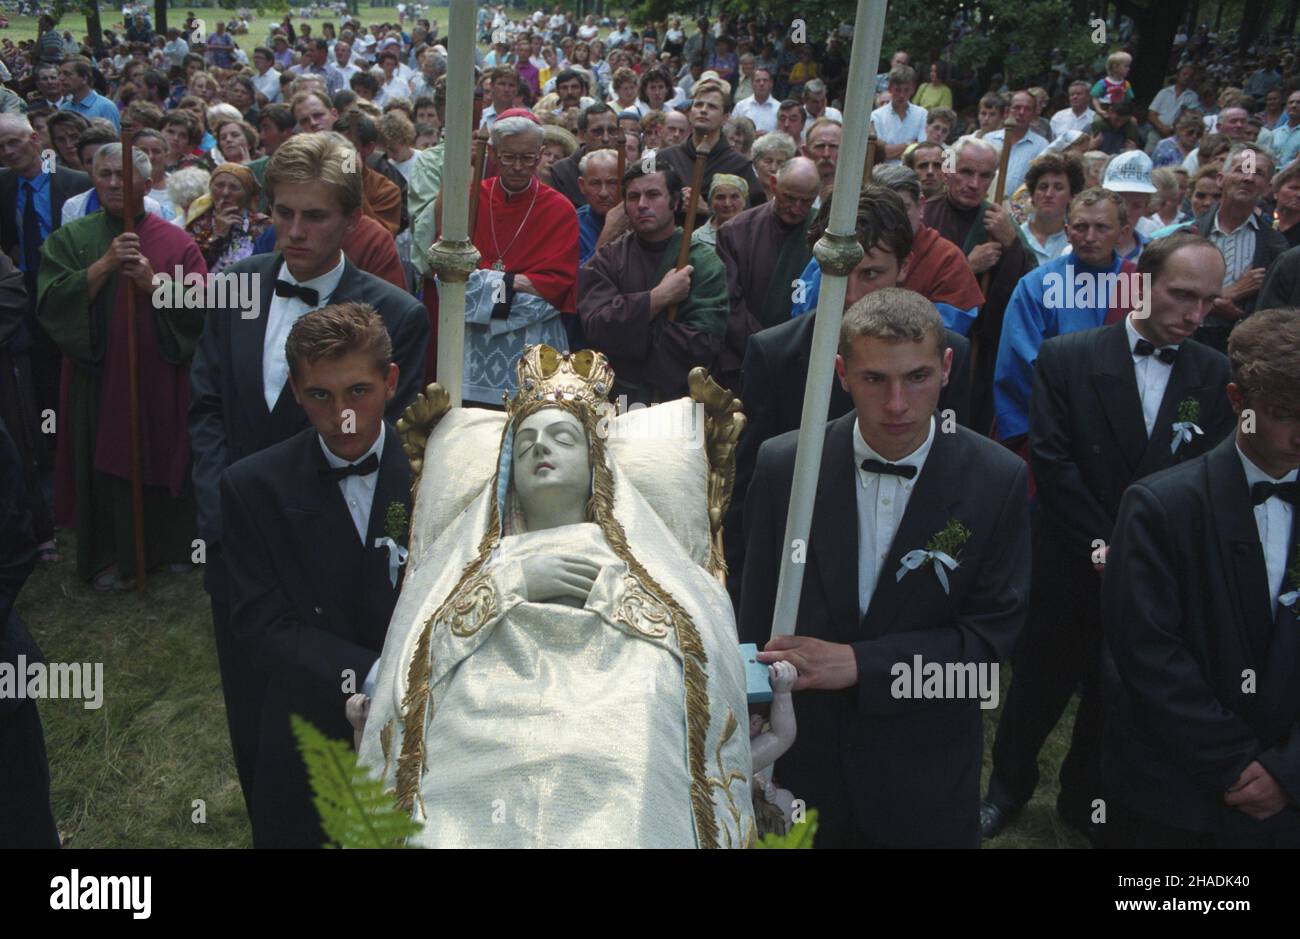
left=357, top=345, right=755, bottom=847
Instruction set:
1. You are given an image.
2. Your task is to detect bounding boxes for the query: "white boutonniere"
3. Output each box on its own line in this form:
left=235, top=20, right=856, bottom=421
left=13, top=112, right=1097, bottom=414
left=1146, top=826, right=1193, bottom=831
left=896, top=518, right=971, bottom=595
left=374, top=501, right=410, bottom=588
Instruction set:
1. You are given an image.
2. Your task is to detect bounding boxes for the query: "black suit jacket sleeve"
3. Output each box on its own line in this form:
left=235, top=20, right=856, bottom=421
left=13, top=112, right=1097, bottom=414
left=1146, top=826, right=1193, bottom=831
left=1257, top=726, right=1300, bottom=806
left=737, top=435, right=783, bottom=646
left=220, top=472, right=378, bottom=699
left=1103, top=482, right=1263, bottom=791
left=189, top=305, right=229, bottom=545
left=1257, top=245, right=1299, bottom=312
left=852, top=460, right=1031, bottom=715
left=0, top=422, right=37, bottom=717
left=385, top=292, right=431, bottom=417
left=1028, top=339, right=1113, bottom=557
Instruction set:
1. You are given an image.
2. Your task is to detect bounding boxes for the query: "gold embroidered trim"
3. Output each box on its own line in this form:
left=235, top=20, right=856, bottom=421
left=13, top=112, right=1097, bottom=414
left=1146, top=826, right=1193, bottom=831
left=446, top=571, right=499, bottom=637
left=706, top=708, right=753, bottom=849
left=379, top=719, right=394, bottom=779
left=613, top=574, right=672, bottom=639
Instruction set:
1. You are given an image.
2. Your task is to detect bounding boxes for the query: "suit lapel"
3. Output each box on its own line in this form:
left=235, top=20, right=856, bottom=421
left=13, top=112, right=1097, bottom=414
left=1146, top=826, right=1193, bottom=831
left=293, top=433, right=367, bottom=628
left=808, top=414, right=860, bottom=639
left=1135, top=342, right=1208, bottom=476
left=1090, top=323, right=1147, bottom=477
left=232, top=254, right=277, bottom=432
left=862, top=423, right=964, bottom=636
left=1206, top=438, right=1275, bottom=663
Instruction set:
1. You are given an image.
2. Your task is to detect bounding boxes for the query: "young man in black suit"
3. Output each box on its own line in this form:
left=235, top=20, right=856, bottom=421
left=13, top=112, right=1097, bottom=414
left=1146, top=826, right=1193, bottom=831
left=739, top=287, right=1030, bottom=848
left=0, top=418, right=60, bottom=848
left=221, top=302, right=412, bottom=848
left=1101, top=307, right=1300, bottom=848
left=724, top=185, right=971, bottom=607
left=189, top=131, right=428, bottom=815
left=982, top=232, right=1237, bottom=843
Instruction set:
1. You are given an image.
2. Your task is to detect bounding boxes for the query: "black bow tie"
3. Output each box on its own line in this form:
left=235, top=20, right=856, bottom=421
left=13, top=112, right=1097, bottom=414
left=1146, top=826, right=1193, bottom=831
left=319, top=452, right=379, bottom=482
left=860, top=458, right=918, bottom=480
left=1134, top=338, right=1178, bottom=364
left=1252, top=480, right=1300, bottom=506
left=274, top=279, right=320, bottom=306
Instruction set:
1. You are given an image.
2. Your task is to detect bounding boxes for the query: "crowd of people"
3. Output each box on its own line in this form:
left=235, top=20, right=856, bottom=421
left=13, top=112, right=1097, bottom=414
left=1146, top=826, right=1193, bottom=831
left=2, top=7, right=1300, bottom=851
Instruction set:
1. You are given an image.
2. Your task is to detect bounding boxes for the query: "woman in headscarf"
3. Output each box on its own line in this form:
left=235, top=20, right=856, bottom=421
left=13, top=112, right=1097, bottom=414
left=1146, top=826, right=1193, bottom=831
left=692, top=173, right=748, bottom=248
left=183, top=163, right=271, bottom=274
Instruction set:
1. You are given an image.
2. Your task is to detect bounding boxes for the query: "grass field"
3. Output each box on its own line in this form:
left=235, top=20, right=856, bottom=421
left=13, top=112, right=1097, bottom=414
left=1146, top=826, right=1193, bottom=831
left=18, top=530, right=1086, bottom=849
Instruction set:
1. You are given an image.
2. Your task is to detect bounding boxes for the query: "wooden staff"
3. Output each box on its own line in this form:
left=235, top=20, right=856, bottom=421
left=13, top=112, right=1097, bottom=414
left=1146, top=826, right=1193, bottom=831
left=969, top=117, right=1022, bottom=405
left=666, top=143, right=710, bottom=323
left=862, top=128, right=882, bottom=179
left=121, top=131, right=147, bottom=594
left=616, top=144, right=626, bottom=202
left=467, top=130, right=487, bottom=235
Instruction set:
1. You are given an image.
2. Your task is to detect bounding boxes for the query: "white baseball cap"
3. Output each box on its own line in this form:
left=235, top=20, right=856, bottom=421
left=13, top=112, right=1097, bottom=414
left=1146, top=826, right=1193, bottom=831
left=1102, top=150, right=1157, bottom=194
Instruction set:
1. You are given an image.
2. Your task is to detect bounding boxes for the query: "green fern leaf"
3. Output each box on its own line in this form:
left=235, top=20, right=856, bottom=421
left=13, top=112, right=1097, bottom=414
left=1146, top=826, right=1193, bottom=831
left=753, top=809, right=819, bottom=849
left=290, top=714, right=423, bottom=848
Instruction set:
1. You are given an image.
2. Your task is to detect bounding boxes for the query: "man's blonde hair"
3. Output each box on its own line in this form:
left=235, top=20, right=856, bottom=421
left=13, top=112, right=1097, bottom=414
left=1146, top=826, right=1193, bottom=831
left=264, top=132, right=362, bottom=215
left=839, top=287, right=947, bottom=360
left=285, top=302, right=393, bottom=380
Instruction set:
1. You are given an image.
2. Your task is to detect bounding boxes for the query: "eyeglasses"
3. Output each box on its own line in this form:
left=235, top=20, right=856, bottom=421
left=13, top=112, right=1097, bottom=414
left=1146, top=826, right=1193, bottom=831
left=496, top=151, right=541, bottom=168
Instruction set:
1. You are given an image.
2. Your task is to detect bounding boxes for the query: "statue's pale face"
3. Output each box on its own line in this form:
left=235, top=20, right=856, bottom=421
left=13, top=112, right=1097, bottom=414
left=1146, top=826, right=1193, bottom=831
left=512, top=409, right=591, bottom=513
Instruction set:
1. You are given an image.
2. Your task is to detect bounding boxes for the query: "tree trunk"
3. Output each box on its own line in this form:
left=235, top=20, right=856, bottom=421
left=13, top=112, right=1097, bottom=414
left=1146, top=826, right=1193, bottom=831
left=154, top=0, right=166, bottom=35
left=85, top=2, right=103, bottom=50
left=1238, top=0, right=1275, bottom=56
left=1215, top=0, right=1225, bottom=31
left=1186, top=0, right=1199, bottom=32
left=1115, top=0, right=1189, bottom=101
left=1284, top=0, right=1300, bottom=35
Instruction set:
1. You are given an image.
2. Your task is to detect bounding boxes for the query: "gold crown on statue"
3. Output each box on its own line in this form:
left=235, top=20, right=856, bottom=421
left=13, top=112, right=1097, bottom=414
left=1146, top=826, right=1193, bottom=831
left=506, top=345, right=615, bottom=418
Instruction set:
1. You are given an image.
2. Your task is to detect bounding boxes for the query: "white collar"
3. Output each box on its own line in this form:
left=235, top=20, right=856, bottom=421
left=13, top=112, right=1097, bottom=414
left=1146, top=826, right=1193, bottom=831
left=320, top=421, right=386, bottom=469
left=1213, top=208, right=1260, bottom=236
left=1236, top=440, right=1300, bottom=487
left=1125, top=313, right=1179, bottom=357
left=852, top=415, right=936, bottom=486
left=279, top=252, right=347, bottom=297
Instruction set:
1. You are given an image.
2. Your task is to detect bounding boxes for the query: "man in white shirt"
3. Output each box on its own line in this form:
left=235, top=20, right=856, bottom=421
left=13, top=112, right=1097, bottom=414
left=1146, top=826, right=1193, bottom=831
left=870, top=65, right=927, bottom=163
left=251, top=46, right=282, bottom=104
left=1148, top=63, right=1201, bottom=141
left=732, top=66, right=778, bottom=135
left=801, top=79, right=843, bottom=140
left=983, top=90, right=1049, bottom=195
left=329, top=40, right=360, bottom=91
left=1050, top=80, right=1096, bottom=140
left=163, top=28, right=189, bottom=69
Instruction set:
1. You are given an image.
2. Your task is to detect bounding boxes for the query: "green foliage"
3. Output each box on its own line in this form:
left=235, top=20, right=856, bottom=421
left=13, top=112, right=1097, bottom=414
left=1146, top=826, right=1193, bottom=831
left=926, top=518, right=972, bottom=561
left=754, top=808, right=819, bottom=848
left=290, top=714, right=422, bottom=849
left=1177, top=396, right=1201, bottom=425
left=385, top=501, right=409, bottom=544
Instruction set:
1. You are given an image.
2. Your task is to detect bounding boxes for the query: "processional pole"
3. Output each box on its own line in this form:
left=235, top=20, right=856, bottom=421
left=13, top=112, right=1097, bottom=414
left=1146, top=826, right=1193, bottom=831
left=767, top=0, right=887, bottom=640
left=122, top=130, right=148, bottom=595
left=427, top=0, right=481, bottom=407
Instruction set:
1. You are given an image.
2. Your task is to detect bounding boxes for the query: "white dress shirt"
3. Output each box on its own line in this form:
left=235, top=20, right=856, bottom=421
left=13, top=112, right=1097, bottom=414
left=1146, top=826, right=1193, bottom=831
left=853, top=416, right=937, bottom=618
left=733, top=94, right=780, bottom=135
left=1050, top=106, right=1096, bottom=140
left=870, top=102, right=928, bottom=160
left=252, top=67, right=282, bottom=103
left=262, top=254, right=347, bottom=412
left=1125, top=314, right=1176, bottom=436
left=1237, top=445, right=1298, bottom=617
left=319, top=423, right=386, bottom=543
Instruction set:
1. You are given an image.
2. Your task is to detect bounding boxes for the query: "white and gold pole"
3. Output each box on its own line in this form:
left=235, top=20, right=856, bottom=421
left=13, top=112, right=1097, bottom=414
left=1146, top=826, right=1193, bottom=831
left=426, top=0, right=480, bottom=406
left=768, top=0, right=887, bottom=640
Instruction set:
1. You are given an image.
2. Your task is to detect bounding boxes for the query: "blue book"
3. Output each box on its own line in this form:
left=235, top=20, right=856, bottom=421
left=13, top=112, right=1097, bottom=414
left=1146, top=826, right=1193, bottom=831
left=739, top=643, right=772, bottom=704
